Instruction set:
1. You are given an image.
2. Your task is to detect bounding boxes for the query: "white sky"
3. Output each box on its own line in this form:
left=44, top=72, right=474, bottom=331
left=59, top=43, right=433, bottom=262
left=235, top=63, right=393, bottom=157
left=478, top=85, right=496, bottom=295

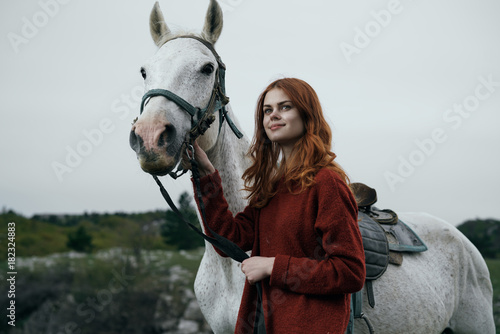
left=1, top=0, right=499, bottom=226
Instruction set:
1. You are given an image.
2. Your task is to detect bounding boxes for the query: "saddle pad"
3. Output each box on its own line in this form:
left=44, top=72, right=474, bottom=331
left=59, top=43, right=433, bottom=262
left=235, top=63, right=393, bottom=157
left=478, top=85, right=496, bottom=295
left=357, top=212, right=389, bottom=280
left=380, top=219, right=427, bottom=253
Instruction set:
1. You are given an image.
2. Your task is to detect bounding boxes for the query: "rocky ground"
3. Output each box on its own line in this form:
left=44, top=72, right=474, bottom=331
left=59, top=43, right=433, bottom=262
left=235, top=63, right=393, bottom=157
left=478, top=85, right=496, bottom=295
left=1, top=248, right=214, bottom=334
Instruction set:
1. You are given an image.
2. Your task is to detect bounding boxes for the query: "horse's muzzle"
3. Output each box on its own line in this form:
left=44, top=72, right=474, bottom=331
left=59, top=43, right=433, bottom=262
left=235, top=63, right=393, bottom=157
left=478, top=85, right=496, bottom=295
left=129, top=118, right=177, bottom=175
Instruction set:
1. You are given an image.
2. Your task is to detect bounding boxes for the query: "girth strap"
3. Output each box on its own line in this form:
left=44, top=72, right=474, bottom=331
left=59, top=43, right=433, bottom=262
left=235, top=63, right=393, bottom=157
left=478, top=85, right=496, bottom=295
left=365, top=280, right=375, bottom=308
left=347, top=290, right=375, bottom=334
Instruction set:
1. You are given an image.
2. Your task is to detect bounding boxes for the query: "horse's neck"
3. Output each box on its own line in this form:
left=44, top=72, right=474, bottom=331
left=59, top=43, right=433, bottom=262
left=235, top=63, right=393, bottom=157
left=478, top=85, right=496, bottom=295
left=206, top=104, right=250, bottom=214
left=193, top=105, right=249, bottom=333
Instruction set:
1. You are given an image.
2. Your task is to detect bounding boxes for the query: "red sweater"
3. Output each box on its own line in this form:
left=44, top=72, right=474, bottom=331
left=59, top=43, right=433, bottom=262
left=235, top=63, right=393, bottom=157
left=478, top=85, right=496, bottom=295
left=194, top=168, right=366, bottom=334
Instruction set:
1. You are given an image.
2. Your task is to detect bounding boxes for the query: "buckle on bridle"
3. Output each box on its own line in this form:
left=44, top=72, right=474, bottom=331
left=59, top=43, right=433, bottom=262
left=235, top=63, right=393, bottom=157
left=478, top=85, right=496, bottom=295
left=190, top=113, right=216, bottom=140
left=185, top=143, right=195, bottom=161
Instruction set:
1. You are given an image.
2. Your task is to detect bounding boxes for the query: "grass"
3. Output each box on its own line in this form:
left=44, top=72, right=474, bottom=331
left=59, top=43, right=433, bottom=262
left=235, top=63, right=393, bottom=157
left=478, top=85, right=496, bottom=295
left=0, top=212, right=172, bottom=258
left=1, top=213, right=70, bottom=256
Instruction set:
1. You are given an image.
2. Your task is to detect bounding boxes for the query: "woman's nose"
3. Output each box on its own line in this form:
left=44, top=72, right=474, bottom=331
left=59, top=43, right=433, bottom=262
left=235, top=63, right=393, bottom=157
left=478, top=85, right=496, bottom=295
left=270, top=109, right=280, bottom=120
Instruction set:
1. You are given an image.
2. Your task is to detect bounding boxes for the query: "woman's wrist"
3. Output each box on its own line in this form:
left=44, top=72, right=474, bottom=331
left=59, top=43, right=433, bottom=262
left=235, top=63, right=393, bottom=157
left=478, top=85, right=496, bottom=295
left=266, top=257, right=275, bottom=276
left=199, top=166, right=216, bottom=177
left=193, top=141, right=215, bottom=177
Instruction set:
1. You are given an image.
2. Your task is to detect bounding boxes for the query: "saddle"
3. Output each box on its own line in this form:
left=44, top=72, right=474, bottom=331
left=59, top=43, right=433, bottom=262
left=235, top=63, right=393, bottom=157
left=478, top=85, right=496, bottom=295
left=346, top=183, right=428, bottom=334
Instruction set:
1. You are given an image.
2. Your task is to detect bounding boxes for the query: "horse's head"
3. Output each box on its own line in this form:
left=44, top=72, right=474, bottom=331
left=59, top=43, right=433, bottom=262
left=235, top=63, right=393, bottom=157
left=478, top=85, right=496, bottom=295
left=130, top=0, right=224, bottom=176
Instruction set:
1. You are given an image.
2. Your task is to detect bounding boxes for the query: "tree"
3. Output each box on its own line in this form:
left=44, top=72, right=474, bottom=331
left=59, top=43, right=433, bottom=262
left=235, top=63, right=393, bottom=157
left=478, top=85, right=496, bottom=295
left=457, top=218, right=500, bottom=259
left=66, top=225, right=94, bottom=253
left=161, top=192, right=204, bottom=250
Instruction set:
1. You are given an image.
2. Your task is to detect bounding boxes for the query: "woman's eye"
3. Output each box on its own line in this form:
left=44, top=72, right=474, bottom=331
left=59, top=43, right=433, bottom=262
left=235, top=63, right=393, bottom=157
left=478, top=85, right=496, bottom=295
left=282, top=105, right=291, bottom=110
left=140, top=68, right=147, bottom=80
left=264, top=109, right=272, bottom=114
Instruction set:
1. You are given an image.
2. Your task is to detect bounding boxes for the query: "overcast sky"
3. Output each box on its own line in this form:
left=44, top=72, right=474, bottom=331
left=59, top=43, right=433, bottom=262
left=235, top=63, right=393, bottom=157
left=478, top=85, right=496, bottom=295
left=1, top=0, right=499, bottom=226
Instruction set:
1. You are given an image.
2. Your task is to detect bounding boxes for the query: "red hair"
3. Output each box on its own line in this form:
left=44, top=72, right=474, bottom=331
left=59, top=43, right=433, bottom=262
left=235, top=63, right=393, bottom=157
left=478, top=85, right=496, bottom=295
left=243, top=78, right=350, bottom=208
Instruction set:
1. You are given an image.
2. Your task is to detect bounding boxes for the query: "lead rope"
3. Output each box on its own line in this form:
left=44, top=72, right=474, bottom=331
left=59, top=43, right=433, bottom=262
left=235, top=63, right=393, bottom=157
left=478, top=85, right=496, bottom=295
left=153, top=144, right=266, bottom=333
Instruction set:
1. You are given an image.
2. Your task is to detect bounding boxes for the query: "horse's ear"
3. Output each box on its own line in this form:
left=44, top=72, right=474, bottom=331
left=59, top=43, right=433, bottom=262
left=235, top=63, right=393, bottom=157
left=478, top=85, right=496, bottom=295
left=149, top=2, right=171, bottom=47
left=201, top=0, right=223, bottom=45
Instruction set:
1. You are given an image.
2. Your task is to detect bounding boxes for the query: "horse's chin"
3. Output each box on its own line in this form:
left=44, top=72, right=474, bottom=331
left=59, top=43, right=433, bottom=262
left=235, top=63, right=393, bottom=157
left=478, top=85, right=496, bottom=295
left=138, top=153, right=177, bottom=176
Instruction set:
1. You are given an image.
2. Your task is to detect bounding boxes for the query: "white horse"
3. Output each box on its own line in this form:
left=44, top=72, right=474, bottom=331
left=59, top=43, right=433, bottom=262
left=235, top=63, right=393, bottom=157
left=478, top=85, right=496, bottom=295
left=129, top=1, right=495, bottom=333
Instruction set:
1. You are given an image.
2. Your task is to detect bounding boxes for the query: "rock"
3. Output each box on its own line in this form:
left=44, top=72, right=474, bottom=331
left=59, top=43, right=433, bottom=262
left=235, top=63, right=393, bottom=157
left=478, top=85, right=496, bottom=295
left=183, top=299, right=204, bottom=322
left=177, top=319, right=200, bottom=333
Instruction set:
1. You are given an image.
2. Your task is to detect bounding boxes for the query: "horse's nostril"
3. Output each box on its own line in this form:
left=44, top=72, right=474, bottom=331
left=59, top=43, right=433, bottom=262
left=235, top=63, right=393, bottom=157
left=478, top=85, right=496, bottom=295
left=158, top=123, right=176, bottom=147
left=129, top=130, right=143, bottom=153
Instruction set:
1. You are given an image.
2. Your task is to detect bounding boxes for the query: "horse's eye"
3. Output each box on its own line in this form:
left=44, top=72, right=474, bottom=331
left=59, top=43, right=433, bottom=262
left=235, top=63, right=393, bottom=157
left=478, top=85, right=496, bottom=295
left=201, top=63, right=214, bottom=75
left=140, top=67, right=147, bottom=80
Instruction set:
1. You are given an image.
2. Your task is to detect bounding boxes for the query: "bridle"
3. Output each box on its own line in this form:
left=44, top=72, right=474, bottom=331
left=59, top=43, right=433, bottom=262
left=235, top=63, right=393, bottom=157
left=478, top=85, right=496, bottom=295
left=139, top=35, right=243, bottom=176
left=138, top=36, right=267, bottom=333
left=139, top=35, right=243, bottom=178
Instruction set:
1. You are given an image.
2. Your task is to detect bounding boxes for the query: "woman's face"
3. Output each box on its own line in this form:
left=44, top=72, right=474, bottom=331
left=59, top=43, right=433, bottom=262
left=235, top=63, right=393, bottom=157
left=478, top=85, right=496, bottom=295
left=262, top=88, right=305, bottom=157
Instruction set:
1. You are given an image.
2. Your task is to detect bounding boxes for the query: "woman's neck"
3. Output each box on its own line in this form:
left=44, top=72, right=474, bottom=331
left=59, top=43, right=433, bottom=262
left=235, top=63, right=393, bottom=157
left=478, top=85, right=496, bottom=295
left=281, top=145, right=293, bottom=161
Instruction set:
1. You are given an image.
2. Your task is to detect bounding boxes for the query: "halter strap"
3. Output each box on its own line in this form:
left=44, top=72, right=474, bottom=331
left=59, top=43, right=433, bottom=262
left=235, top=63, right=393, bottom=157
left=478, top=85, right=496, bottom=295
left=141, top=88, right=198, bottom=117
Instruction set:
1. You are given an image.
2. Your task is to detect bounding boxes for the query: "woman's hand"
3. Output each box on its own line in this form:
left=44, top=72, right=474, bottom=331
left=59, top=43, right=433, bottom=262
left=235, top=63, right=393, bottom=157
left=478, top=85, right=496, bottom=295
left=241, top=256, right=275, bottom=284
left=192, top=141, right=216, bottom=177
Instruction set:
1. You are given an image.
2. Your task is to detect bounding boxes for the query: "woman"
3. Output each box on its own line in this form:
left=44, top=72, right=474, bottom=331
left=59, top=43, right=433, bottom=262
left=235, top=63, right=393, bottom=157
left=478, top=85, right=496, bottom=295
left=192, top=78, right=365, bottom=333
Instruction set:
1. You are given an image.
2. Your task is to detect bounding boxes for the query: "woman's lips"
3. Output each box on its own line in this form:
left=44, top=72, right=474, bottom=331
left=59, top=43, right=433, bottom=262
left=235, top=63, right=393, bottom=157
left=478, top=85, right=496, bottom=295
left=270, top=124, right=284, bottom=130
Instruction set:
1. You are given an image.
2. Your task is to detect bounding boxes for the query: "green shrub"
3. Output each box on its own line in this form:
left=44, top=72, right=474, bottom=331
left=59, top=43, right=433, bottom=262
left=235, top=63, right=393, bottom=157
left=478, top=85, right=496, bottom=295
left=67, top=226, right=94, bottom=253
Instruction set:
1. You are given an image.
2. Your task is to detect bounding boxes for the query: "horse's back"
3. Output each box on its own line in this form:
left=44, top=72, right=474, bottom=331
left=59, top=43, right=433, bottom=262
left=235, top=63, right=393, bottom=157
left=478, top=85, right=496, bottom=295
left=354, top=212, right=495, bottom=334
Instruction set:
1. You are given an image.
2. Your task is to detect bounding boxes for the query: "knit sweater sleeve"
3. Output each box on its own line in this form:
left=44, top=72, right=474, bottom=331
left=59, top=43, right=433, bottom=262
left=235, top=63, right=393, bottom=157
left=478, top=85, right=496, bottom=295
left=192, top=170, right=256, bottom=256
left=269, top=170, right=366, bottom=295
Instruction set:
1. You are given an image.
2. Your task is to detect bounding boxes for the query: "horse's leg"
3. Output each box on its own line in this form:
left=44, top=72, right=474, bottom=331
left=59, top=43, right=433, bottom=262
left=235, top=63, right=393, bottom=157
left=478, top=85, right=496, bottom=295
left=446, top=278, right=495, bottom=334
left=194, top=248, right=243, bottom=333
left=402, top=213, right=495, bottom=334
left=446, top=235, right=495, bottom=334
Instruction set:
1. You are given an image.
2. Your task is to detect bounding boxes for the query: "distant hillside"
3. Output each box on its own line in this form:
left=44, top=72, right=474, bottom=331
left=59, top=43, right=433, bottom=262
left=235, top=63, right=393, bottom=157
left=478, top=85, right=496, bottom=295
left=31, top=210, right=168, bottom=227
left=0, top=210, right=171, bottom=257
left=457, top=218, right=500, bottom=259
left=3, top=208, right=498, bottom=260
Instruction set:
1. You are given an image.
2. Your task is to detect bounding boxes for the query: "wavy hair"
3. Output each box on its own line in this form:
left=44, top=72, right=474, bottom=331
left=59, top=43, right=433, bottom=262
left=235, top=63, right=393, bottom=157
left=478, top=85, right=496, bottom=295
left=242, top=78, right=349, bottom=208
